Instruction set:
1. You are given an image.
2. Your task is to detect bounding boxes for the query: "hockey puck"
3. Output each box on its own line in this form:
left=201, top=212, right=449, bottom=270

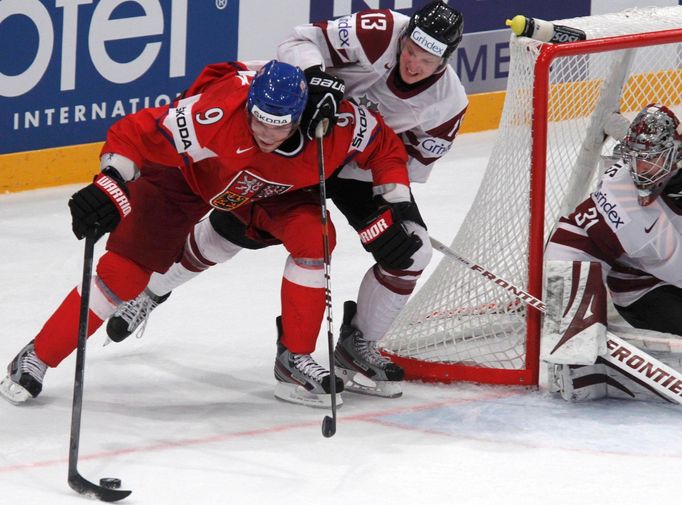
left=99, top=478, right=122, bottom=489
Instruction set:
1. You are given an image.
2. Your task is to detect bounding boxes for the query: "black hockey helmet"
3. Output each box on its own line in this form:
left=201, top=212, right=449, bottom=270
left=405, top=1, right=464, bottom=59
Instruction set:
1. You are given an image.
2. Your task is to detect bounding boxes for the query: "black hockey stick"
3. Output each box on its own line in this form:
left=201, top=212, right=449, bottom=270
left=315, top=120, right=338, bottom=438
left=68, top=234, right=132, bottom=502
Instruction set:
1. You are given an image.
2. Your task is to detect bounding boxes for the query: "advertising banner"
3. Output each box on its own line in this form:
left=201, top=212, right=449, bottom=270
left=1, top=0, right=609, bottom=157
left=0, top=0, right=238, bottom=155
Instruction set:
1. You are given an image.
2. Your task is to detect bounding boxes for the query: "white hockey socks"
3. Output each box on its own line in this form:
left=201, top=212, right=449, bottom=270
left=147, top=217, right=243, bottom=296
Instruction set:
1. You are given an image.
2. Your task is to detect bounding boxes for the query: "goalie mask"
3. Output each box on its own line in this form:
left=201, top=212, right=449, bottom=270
left=622, top=104, right=682, bottom=206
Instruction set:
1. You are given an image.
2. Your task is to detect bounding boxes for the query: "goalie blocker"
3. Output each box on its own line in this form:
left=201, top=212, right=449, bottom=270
left=543, top=261, right=682, bottom=404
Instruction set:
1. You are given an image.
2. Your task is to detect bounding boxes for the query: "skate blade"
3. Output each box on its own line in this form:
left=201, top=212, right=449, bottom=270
left=274, top=382, right=343, bottom=409
left=336, top=367, right=402, bottom=398
left=0, top=376, right=32, bottom=405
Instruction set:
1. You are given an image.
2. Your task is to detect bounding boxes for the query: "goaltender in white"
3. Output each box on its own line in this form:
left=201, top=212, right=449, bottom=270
left=543, top=103, right=682, bottom=404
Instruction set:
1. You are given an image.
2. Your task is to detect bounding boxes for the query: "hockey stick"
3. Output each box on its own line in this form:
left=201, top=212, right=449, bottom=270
left=315, top=120, right=338, bottom=438
left=601, top=332, right=682, bottom=405
left=68, top=235, right=132, bottom=502
left=429, top=236, right=546, bottom=313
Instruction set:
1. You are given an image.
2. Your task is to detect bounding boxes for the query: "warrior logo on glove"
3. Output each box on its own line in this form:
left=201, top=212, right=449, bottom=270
left=68, top=168, right=131, bottom=241
left=359, top=209, right=393, bottom=245
left=359, top=200, right=424, bottom=270
left=95, top=176, right=132, bottom=217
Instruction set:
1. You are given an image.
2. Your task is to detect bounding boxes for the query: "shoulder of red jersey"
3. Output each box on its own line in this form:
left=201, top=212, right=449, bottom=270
left=162, top=68, right=254, bottom=163
left=181, top=61, right=253, bottom=98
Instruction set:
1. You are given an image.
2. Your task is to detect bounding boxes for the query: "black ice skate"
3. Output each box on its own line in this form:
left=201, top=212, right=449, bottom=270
left=0, top=340, right=48, bottom=405
left=106, top=289, right=170, bottom=342
left=334, top=301, right=404, bottom=398
left=273, top=316, right=343, bottom=408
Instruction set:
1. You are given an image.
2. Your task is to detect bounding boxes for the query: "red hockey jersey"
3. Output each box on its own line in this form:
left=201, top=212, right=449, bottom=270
left=101, top=62, right=410, bottom=212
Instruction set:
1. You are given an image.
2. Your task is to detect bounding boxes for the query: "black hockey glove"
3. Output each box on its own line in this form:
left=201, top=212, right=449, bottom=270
left=358, top=199, right=425, bottom=270
left=300, top=66, right=345, bottom=140
left=68, top=168, right=131, bottom=241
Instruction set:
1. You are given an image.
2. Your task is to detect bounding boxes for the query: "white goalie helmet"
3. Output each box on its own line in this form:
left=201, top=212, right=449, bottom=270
left=621, top=104, right=682, bottom=206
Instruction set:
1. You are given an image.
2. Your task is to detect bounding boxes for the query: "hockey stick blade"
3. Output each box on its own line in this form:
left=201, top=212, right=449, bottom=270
left=68, top=471, right=131, bottom=502
left=322, top=415, right=336, bottom=437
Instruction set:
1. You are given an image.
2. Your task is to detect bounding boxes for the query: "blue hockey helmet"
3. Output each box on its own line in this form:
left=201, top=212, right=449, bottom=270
left=247, top=60, right=308, bottom=126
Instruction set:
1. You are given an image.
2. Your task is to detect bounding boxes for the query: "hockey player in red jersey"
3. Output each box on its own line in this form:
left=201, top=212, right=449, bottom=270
left=0, top=60, right=413, bottom=408
left=107, top=1, right=467, bottom=399
left=543, top=103, right=682, bottom=402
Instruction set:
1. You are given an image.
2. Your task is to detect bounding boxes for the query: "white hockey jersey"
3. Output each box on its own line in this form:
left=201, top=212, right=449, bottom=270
left=277, top=8, right=468, bottom=183
left=546, top=161, right=682, bottom=307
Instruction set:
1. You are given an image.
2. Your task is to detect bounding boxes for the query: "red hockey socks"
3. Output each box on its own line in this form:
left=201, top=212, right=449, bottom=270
left=34, top=288, right=104, bottom=368
left=280, top=278, right=326, bottom=355
left=33, top=251, right=151, bottom=367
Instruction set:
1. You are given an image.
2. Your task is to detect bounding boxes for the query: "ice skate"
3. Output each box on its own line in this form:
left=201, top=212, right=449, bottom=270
left=273, top=317, right=343, bottom=408
left=106, top=289, right=170, bottom=342
left=0, top=341, right=48, bottom=405
left=334, top=301, right=404, bottom=398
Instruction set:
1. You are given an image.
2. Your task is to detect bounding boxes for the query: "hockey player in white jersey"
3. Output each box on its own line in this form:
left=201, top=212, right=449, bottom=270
left=278, top=0, right=468, bottom=183
left=543, top=103, right=682, bottom=403
left=276, top=0, right=467, bottom=398
left=106, top=1, right=468, bottom=401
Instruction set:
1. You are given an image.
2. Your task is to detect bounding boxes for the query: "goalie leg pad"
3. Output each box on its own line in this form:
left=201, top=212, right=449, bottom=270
left=548, top=363, right=608, bottom=402
left=542, top=261, right=607, bottom=365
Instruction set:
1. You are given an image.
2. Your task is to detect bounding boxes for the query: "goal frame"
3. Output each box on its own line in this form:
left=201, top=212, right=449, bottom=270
left=387, top=27, right=682, bottom=386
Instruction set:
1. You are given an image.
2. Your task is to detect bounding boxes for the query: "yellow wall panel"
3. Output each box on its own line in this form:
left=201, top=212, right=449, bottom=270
left=0, top=142, right=102, bottom=193
left=1, top=91, right=509, bottom=194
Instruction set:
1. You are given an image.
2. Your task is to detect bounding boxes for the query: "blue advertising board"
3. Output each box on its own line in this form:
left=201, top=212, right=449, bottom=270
left=1, top=0, right=596, bottom=156
left=310, top=0, right=590, bottom=32
left=0, top=0, right=238, bottom=154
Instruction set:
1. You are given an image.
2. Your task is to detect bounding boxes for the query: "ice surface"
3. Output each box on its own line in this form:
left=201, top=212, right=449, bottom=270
left=1, top=131, right=680, bottom=504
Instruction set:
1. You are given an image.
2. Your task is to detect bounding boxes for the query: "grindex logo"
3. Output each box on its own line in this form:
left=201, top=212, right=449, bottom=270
left=592, top=189, right=627, bottom=229
left=410, top=28, right=447, bottom=57
left=337, top=15, right=352, bottom=48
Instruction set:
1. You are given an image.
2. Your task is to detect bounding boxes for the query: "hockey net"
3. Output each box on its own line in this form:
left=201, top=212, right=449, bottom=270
left=381, top=7, right=682, bottom=385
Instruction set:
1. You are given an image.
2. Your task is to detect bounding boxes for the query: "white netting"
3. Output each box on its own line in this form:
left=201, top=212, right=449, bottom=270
left=382, top=7, right=682, bottom=383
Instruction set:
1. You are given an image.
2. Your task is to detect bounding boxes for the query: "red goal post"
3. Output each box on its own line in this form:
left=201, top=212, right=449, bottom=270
left=380, top=7, right=682, bottom=386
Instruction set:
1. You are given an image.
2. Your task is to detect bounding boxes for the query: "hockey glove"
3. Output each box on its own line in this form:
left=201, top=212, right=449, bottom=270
left=300, top=66, right=345, bottom=140
left=358, top=200, right=425, bottom=270
left=68, top=168, right=131, bottom=241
